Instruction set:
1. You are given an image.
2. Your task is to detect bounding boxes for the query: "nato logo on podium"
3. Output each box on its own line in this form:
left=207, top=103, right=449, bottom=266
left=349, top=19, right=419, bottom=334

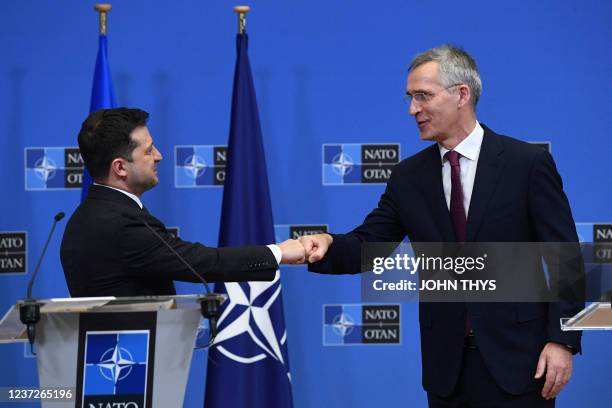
left=82, top=331, right=150, bottom=407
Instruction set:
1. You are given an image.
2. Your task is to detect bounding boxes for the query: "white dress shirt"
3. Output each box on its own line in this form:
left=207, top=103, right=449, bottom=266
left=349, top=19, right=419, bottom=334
left=438, top=121, right=484, bottom=217
left=94, top=182, right=144, bottom=209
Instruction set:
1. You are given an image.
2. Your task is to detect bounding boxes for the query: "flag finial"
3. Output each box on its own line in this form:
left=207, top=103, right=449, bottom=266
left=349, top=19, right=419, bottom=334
left=233, top=6, right=250, bottom=34
left=94, top=4, right=112, bottom=35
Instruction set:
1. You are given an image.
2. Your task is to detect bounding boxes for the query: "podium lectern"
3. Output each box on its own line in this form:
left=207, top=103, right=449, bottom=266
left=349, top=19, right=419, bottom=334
left=561, top=302, right=612, bottom=331
left=0, top=294, right=224, bottom=408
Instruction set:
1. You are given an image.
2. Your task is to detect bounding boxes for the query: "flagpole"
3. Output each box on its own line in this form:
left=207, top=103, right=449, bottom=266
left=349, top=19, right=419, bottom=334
left=94, top=4, right=112, bottom=35
left=233, top=5, right=250, bottom=34
left=82, top=4, right=116, bottom=202
left=205, top=5, right=293, bottom=407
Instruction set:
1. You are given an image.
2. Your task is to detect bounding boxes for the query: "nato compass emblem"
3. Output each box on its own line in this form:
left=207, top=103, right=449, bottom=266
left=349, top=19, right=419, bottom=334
left=322, top=143, right=400, bottom=185
left=323, top=144, right=358, bottom=185
left=183, top=154, right=207, bottom=179
left=331, top=312, right=355, bottom=337
left=25, top=147, right=84, bottom=190
left=175, top=145, right=227, bottom=187
left=33, top=156, right=57, bottom=183
left=212, top=272, right=292, bottom=380
left=323, top=304, right=401, bottom=345
left=83, top=331, right=149, bottom=406
left=97, top=344, right=138, bottom=383
left=332, top=152, right=354, bottom=177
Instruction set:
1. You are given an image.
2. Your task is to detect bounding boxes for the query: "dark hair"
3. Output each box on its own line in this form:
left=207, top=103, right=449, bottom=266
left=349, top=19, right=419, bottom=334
left=78, top=108, right=149, bottom=180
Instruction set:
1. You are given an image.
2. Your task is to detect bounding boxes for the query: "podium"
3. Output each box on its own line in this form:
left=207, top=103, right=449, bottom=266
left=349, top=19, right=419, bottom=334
left=561, top=302, right=612, bottom=331
left=0, top=294, right=224, bottom=408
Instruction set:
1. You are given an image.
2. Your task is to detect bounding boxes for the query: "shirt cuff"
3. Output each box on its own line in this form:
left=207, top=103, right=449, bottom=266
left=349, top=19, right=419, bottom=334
left=267, top=244, right=282, bottom=265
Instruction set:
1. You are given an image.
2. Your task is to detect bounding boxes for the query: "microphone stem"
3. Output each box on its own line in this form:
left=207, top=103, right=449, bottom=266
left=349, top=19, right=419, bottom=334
left=27, top=219, right=59, bottom=299
left=134, top=215, right=212, bottom=294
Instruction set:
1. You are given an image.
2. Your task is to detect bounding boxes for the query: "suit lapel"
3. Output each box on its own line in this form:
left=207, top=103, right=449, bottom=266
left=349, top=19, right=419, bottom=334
left=419, top=145, right=456, bottom=242
left=466, top=126, right=505, bottom=241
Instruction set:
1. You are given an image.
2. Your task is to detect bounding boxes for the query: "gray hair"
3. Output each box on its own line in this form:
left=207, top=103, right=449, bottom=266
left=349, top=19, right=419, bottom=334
left=409, top=44, right=482, bottom=108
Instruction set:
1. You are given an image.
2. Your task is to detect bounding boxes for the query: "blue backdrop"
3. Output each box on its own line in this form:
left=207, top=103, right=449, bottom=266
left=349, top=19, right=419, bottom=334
left=1, top=1, right=610, bottom=407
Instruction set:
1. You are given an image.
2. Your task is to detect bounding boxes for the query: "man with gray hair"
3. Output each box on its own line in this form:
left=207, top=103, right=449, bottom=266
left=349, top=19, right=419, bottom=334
left=300, top=44, right=582, bottom=407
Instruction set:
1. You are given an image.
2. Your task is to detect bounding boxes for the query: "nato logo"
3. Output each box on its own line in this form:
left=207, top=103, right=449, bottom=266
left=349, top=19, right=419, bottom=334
left=82, top=331, right=149, bottom=407
left=529, top=141, right=551, bottom=153
left=0, top=232, right=27, bottom=274
left=323, top=304, right=401, bottom=346
left=322, top=143, right=400, bottom=185
left=211, top=276, right=292, bottom=380
left=274, top=224, right=329, bottom=242
left=175, top=145, right=226, bottom=187
left=25, top=147, right=84, bottom=190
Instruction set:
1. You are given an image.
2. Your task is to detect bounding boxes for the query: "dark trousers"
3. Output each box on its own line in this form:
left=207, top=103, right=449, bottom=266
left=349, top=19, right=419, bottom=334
left=427, top=347, right=554, bottom=408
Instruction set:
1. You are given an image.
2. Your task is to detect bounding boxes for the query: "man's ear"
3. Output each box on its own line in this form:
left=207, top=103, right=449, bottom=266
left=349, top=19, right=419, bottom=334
left=110, top=157, right=129, bottom=178
left=457, top=84, right=471, bottom=109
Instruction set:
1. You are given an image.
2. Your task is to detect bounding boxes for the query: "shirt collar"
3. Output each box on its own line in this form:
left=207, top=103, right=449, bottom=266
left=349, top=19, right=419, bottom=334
left=439, top=121, right=484, bottom=164
left=93, top=182, right=143, bottom=209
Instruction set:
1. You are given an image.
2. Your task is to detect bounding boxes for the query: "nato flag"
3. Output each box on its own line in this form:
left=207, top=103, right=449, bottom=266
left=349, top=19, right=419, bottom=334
left=204, top=33, right=293, bottom=408
left=80, top=34, right=117, bottom=202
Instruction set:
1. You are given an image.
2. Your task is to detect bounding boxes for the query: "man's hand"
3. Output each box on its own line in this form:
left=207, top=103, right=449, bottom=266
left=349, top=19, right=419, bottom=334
left=298, top=233, right=333, bottom=263
left=534, top=342, right=573, bottom=400
left=278, top=239, right=306, bottom=264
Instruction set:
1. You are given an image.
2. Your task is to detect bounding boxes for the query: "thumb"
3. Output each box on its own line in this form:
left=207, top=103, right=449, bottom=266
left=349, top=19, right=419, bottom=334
left=309, top=247, right=325, bottom=263
left=535, top=353, right=547, bottom=379
left=301, top=238, right=315, bottom=254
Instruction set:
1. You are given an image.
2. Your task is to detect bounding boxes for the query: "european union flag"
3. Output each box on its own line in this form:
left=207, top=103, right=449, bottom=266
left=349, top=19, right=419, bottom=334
left=80, top=34, right=117, bottom=202
left=204, top=33, right=293, bottom=408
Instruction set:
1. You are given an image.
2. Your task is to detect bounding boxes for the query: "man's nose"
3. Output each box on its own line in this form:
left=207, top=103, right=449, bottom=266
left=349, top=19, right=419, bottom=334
left=409, top=99, right=420, bottom=116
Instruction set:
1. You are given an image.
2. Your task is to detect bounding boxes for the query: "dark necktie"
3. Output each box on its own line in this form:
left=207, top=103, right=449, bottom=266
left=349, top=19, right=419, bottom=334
left=445, top=151, right=472, bottom=335
left=445, top=150, right=466, bottom=242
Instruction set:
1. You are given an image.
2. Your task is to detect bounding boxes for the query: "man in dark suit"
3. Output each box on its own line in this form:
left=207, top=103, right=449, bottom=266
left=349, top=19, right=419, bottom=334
left=299, top=45, right=583, bottom=407
left=61, top=108, right=305, bottom=297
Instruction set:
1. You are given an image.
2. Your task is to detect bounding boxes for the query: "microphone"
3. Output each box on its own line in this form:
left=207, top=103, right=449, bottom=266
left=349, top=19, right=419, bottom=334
left=122, top=212, right=220, bottom=341
left=20, top=211, right=65, bottom=354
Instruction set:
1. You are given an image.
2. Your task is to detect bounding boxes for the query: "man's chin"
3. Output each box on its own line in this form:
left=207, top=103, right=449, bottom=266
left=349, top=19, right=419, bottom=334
left=419, top=132, right=436, bottom=141
left=143, top=178, right=159, bottom=193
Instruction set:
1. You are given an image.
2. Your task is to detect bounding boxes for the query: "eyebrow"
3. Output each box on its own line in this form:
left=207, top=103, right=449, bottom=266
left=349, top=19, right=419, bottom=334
left=405, top=89, right=429, bottom=96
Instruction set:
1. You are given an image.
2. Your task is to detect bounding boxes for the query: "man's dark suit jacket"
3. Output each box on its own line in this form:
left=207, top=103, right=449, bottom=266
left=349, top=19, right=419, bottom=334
left=310, top=125, right=583, bottom=397
left=61, top=184, right=278, bottom=297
